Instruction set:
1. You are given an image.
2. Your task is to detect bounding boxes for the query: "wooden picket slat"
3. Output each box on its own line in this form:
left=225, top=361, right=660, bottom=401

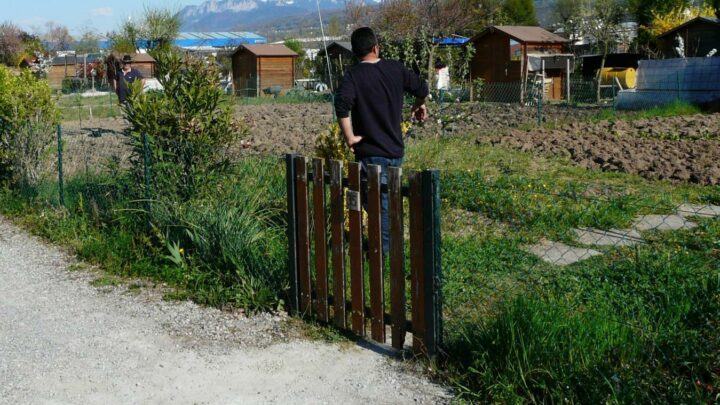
left=388, top=167, right=406, bottom=350
left=408, top=171, right=426, bottom=353
left=313, top=158, right=329, bottom=322
left=367, top=164, right=385, bottom=343
left=330, top=160, right=346, bottom=328
left=289, top=157, right=442, bottom=357
left=348, top=162, right=365, bottom=336
left=295, top=157, right=312, bottom=316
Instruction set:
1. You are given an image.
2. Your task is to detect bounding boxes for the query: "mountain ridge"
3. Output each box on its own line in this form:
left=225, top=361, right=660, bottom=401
left=179, top=0, right=348, bottom=32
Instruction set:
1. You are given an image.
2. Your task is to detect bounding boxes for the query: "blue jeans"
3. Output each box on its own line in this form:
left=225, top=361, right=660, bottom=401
left=359, top=156, right=403, bottom=255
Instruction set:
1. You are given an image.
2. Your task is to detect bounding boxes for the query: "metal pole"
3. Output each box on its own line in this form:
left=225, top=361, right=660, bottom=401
left=612, top=80, right=617, bottom=115
left=421, top=169, right=442, bottom=358
left=143, top=133, right=152, bottom=231
left=538, top=60, right=545, bottom=126
left=56, top=125, right=64, bottom=207
left=285, top=153, right=300, bottom=314
left=566, top=58, right=571, bottom=103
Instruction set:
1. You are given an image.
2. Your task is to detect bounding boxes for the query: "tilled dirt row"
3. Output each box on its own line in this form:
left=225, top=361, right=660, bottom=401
left=481, top=114, right=720, bottom=185
left=60, top=103, right=720, bottom=185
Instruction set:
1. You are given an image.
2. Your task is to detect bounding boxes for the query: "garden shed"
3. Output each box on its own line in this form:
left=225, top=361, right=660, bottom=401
left=657, top=16, right=720, bottom=58
left=231, top=44, right=298, bottom=97
left=470, top=26, right=571, bottom=101
left=317, top=41, right=354, bottom=89
left=107, top=52, right=156, bottom=79
left=48, top=54, right=104, bottom=90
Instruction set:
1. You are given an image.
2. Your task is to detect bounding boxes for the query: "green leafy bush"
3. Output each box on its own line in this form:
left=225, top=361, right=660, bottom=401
left=123, top=50, right=247, bottom=201
left=314, top=122, right=351, bottom=162
left=0, top=66, right=58, bottom=186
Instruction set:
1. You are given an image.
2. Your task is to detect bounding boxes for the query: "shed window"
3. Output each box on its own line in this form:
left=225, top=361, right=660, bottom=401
left=510, top=39, right=521, bottom=61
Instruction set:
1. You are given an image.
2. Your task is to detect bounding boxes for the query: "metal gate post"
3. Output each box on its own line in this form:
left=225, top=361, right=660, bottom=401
left=285, top=154, right=300, bottom=314
left=421, top=170, right=443, bottom=357
left=56, top=125, right=65, bottom=207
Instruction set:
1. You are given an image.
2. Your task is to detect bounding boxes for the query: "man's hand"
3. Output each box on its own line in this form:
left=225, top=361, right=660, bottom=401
left=411, top=104, right=428, bottom=122
left=338, top=116, right=362, bottom=152
left=346, top=134, right=363, bottom=152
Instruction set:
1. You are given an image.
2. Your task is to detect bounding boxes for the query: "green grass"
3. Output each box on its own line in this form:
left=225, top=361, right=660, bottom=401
left=231, top=90, right=332, bottom=105
left=0, top=157, right=289, bottom=312
left=57, top=93, right=122, bottom=121
left=2, top=102, right=719, bottom=402
left=402, top=133, right=720, bottom=402
left=594, top=99, right=704, bottom=122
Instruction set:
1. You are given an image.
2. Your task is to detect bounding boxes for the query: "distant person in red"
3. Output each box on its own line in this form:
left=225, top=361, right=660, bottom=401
left=112, top=55, right=144, bottom=104
left=334, top=27, right=429, bottom=254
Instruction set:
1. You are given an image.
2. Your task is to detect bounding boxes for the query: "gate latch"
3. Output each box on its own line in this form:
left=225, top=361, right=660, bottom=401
left=346, top=190, right=361, bottom=212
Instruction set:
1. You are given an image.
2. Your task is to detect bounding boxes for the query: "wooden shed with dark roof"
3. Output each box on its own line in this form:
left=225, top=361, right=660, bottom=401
left=471, top=26, right=571, bottom=101
left=231, top=44, right=298, bottom=97
left=317, top=41, right=354, bottom=89
left=656, top=16, right=720, bottom=58
left=47, top=54, right=105, bottom=90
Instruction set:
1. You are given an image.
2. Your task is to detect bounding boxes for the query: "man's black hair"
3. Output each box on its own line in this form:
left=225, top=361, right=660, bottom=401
left=351, top=27, right=378, bottom=58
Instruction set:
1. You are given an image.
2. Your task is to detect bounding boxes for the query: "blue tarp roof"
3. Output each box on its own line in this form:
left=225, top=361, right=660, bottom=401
left=433, top=36, right=470, bottom=46
left=99, top=32, right=267, bottom=50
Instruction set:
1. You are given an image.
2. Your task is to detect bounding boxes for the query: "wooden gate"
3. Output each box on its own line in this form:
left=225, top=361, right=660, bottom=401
left=285, top=154, right=442, bottom=357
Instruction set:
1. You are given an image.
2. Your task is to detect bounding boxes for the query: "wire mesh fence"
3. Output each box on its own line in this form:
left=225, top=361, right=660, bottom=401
left=5, top=110, right=719, bottom=400
left=56, top=93, right=124, bottom=124
left=439, top=167, right=720, bottom=399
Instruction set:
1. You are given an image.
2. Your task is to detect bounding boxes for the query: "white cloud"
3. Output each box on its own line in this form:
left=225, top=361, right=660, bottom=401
left=91, top=7, right=113, bottom=17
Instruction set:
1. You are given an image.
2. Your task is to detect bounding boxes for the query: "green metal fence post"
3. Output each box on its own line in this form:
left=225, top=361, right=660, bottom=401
left=537, top=80, right=542, bottom=126
left=421, top=169, right=443, bottom=358
left=142, top=133, right=152, bottom=231
left=285, top=153, right=300, bottom=314
left=612, top=80, right=617, bottom=115
left=56, top=125, right=64, bottom=207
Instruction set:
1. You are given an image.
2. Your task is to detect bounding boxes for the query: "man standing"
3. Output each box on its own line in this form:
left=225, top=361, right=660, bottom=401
left=112, top=55, right=144, bottom=104
left=435, top=62, right=450, bottom=102
left=334, top=27, right=429, bottom=254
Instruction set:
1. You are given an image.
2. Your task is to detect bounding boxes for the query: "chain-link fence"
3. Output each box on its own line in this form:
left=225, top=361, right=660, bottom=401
left=439, top=166, right=720, bottom=400
left=56, top=93, right=124, bottom=125
left=7, top=57, right=720, bottom=402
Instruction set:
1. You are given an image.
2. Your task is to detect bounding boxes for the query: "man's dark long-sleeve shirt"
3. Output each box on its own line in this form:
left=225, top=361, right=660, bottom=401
left=334, top=59, right=428, bottom=158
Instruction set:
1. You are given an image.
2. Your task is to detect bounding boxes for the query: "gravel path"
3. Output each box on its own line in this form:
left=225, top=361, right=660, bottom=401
left=0, top=216, right=450, bottom=404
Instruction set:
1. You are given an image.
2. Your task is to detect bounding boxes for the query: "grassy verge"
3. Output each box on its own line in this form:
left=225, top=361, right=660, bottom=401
left=594, top=99, right=704, bottom=122
left=404, top=135, right=720, bottom=402
left=0, top=156, right=289, bottom=311
left=2, top=105, right=718, bottom=402
left=57, top=93, right=122, bottom=121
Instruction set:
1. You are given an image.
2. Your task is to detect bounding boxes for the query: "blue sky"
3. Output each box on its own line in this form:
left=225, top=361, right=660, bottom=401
left=6, top=1, right=197, bottom=35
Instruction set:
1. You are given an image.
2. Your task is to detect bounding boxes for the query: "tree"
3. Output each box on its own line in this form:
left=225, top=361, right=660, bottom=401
left=140, top=7, right=180, bottom=51
left=108, top=19, right=141, bottom=53
left=646, top=3, right=716, bottom=37
left=552, top=0, right=588, bottom=53
left=628, top=0, right=692, bottom=52
left=108, top=6, right=180, bottom=53
left=327, top=16, right=343, bottom=37
left=284, top=38, right=311, bottom=78
left=345, top=0, right=375, bottom=30
left=467, top=0, right=510, bottom=30
left=713, top=0, right=720, bottom=19
left=583, top=0, right=627, bottom=101
left=75, top=28, right=101, bottom=54
left=44, top=22, right=74, bottom=52
left=0, top=66, right=58, bottom=186
left=502, top=0, right=538, bottom=25
left=0, top=22, right=24, bottom=65
left=123, top=50, right=246, bottom=201
left=628, top=0, right=691, bottom=26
